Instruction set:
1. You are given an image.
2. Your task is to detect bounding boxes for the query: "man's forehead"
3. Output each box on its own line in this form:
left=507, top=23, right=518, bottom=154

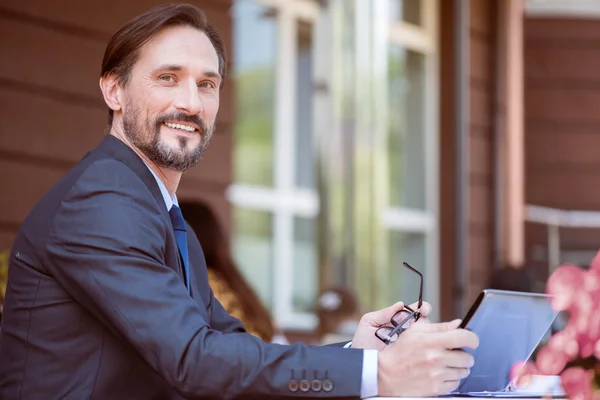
left=138, top=25, right=219, bottom=69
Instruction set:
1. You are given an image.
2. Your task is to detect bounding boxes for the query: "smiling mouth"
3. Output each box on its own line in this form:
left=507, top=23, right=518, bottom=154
left=164, top=122, right=197, bottom=133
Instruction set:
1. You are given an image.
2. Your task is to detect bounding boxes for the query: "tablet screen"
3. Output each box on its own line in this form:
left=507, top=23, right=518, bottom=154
left=455, top=289, right=558, bottom=394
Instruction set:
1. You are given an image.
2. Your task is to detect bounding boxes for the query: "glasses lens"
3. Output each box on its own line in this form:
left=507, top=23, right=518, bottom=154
left=376, top=326, right=400, bottom=344
left=392, top=308, right=417, bottom=329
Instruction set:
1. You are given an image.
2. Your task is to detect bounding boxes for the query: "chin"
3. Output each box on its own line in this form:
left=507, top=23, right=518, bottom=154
left=161, top=131, right=199, bottom=146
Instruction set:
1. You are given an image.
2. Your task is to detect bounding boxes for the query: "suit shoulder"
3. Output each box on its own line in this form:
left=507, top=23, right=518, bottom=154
left=78, top=157, right=146, bottom=186
left=67, top=157, right=159, bottom=210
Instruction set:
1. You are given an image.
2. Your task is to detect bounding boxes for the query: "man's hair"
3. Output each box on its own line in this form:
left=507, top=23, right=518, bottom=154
left=100, top=4, right=227, bottom=126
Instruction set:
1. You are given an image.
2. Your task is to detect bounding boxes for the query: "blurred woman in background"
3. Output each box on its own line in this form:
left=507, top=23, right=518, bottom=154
left=315, top=286, right=362, bottom=345
left=179, top=200, right=287, bottom=344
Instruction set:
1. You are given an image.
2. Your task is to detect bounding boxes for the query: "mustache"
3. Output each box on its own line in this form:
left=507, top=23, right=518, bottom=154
left=155, top=112, right=207, bottom=132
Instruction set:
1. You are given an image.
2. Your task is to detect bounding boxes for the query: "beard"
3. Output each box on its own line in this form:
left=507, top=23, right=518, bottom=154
left=121, top=101, right=214, bottom=172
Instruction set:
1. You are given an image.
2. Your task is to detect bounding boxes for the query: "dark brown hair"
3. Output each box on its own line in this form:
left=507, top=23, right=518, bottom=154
left=179, top=200, right=275, bottom=341
left=101, top=3, right=227, bottom=126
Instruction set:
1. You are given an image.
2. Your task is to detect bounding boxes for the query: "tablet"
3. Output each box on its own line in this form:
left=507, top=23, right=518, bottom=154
left=453, top=289, right=559, bottom=395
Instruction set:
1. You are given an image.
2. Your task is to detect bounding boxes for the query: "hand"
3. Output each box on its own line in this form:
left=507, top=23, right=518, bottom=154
left=350, top=300, right=432, bottom=351
left=377, top=319, right=479, bottom=397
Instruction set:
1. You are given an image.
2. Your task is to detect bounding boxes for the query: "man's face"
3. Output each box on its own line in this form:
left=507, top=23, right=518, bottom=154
left=120, top=25, right=221, bottom=172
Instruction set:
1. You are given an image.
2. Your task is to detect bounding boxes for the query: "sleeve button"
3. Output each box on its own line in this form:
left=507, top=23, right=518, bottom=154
left=288, top=380, right=299, bottom=392
left=311, top=380, right=322, bottom=392
left=300, top=379, right=310, bottom=392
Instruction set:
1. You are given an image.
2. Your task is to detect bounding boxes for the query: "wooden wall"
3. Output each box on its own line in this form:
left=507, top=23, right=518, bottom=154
left=439, top=0, right=500, bottom=320
left=467, top=0, right=497, bottom=303
left=0, top=0, right=234, bottom=251
left=525, top=17, right=600, bottom=275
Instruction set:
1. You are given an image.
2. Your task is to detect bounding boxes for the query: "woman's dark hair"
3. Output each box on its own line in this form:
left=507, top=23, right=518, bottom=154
left=315, top=287, right=359, bottom=338
left=179, top=200, right=274, bottom=341
left=100, top=3, right=227, bottom=126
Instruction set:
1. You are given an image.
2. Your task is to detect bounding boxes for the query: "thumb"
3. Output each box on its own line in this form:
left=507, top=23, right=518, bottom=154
left=414, top=318, right=462, bottom=332
left=361, top=301, right=405, bottom=326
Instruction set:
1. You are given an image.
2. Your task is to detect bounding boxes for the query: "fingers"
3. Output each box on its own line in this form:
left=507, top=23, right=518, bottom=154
left=413, top=318, right=462, bottom=333
left=392, top=309, right=417, bottom=326
left=439, top=378, right=462, bottom=395
left=361, top=301, right=405, bottom=326
left=405, top=301, right=432, bottom=317
left=441, top=367, right=471, bottom=382
left=425, top=368, right=468, bottom=396
left=430, top=328, right=479, bottom=350
left=442, top=349, right=475, bottom=369
left=372, top=301, right=432, bottom=328
left=433, top=367, right=470, bottom=395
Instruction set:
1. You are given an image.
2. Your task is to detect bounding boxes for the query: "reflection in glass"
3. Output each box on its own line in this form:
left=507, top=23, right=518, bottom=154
left=389, top=0, right=421, bottom=25
left=295, top=21, right=315, bottom=190
left=387, top=230, right=426, bottom=307
left=293, top=216, right=317, bottom=312
left=388, top=45, right=426, bottom=209
left=232, top=207, right=274, bottom=308
left=232, top=0, right=277, bottom=186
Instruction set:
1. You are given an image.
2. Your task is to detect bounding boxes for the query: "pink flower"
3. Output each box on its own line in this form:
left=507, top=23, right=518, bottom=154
left=569, top=292, right=600, bottom=357
left=547, top=265, right=586, bottom=312
left=562, top=274, right=600, bottom=357
left=588, top=252, right=600, bottom=273
left=536, top=345, right=569, bottom=376
left=544, top=251, right=600, bottom=399
left=547, top=330, right=579, bottom=359
left=560, top=367, right=595, bottom=400
left=510, top=361, right=538, bottom=388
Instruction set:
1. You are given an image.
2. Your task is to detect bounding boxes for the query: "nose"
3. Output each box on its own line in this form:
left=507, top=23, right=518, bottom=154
left=174, top=79, right=202, bottom=115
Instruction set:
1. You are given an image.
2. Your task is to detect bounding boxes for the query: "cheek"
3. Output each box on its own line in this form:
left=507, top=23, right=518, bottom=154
left=144, top=89, right=172, bottom=118
left=202, top=96, right=220, bottom=122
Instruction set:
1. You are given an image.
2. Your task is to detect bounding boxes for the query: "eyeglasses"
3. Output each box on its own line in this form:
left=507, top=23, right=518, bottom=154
left=375, top=262, right=423, bottom=345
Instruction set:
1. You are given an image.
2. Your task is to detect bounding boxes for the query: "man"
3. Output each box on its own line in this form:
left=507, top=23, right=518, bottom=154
left=0, top=4, right=478, bottom=399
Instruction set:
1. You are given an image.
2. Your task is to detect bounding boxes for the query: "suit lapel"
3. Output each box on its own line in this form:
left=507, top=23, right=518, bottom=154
left=95, top=135, right=186, bottom=283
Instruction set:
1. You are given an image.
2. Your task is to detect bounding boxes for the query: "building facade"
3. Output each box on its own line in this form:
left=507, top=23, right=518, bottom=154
left=1, top=0, right=599, bottom=333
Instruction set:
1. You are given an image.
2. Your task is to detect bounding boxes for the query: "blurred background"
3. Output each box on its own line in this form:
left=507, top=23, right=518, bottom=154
left=1, top=0, right=600, bottom=342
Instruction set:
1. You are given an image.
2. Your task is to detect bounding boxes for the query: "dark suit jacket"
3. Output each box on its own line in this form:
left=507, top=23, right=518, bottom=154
left=0, top=135, right=364, bottom=399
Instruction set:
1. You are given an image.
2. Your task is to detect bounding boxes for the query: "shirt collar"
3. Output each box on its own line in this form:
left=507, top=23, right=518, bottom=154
left=143, top=162, right=178, bottom=211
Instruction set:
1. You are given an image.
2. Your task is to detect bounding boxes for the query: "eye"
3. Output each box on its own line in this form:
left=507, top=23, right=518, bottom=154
left=198, top=81, right=216, bottom=89
left=159, top=74, right=175, bottom=82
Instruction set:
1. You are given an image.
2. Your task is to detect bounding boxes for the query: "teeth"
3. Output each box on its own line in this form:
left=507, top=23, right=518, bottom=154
left=165, top=122, right=196, bottom=132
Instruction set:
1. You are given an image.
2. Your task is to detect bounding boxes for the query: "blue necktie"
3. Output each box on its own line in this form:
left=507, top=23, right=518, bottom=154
left=169, top=205, right=190, bottom=294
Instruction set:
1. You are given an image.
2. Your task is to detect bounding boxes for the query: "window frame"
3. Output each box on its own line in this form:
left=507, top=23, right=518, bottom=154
left=381, top=0, right=440, bottom=321
left=228, top=0, right=321, bottom=330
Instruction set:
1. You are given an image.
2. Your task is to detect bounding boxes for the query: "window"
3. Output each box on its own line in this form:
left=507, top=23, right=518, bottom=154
left=387, top=46, right=426, bottom=210
left=229, top=0, right=440, bottom=329
left=389, top=0, right=422, bottom=26
left=381, top=0, right=439, bottom=320
left=232, top=0, right=277, bottom=187
left=230, top=0, right=320, bottom=330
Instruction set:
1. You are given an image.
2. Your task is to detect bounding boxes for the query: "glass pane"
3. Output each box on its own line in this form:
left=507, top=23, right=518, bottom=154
left=232, top=207, right=274, bottom=308
left=232, top=0, right=277, bottom=186
left=389, top=0, right=422, bottom=25
left=388, top=45, right=426, bottom=209
left=292, top=216, right=317, bottom=313
left=295, top=21, right=315, bottom=189
left=387, top=230, right=426, bottom=307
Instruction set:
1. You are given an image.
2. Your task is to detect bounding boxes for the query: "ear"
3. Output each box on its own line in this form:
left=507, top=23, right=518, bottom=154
left=99, top=74, right=123, bottom=114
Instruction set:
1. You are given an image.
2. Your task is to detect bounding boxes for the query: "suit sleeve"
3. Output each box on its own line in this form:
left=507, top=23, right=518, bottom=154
left=44, top=159, right=364, bottom=400
left=185, top=225, right=247, bottom=336
left=208, top=293, right=247, bottom=335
